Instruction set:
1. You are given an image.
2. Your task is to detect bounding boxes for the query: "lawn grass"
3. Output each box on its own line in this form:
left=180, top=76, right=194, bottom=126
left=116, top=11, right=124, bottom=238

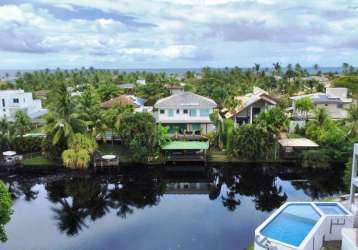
left=320, top=196, right=338, bottom=202
left=22, top=155, right=55, bottom=166
left=208, top=149, right=229, bottom=162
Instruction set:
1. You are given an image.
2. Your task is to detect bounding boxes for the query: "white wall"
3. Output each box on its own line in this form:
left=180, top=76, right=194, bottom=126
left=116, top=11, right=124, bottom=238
left=0, top=90, right=47, bottom=120
left=156, top=108, right=213, bottom=123
left=315, top=103, right=349, bottom=119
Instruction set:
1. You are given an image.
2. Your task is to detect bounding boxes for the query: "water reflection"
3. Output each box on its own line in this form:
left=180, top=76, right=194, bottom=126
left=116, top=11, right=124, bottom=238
left=0, top=164, right=345, bottom=248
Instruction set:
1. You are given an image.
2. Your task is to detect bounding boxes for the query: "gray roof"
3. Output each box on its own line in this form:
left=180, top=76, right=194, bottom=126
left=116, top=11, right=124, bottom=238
left=154, top=92, right=217, bottom=109
left=291, top=92, right=352, bottom=104
left=118, top=83, right=134, bottom=89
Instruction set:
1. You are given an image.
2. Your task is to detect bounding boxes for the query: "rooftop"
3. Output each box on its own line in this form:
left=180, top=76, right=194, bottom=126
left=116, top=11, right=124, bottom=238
left=101, top=95, right=145, bottom=108
left=162, top=141, right=209, bottom=150
left=154, top=91, right=217, bottom=109
left=278, top=138, right=319, bottom=148
left=225, top=87, right=277, bottom=118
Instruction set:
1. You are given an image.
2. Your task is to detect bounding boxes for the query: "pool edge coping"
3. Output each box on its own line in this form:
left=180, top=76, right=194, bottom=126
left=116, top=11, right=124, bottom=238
left=255, top=201, right=353, bottom=250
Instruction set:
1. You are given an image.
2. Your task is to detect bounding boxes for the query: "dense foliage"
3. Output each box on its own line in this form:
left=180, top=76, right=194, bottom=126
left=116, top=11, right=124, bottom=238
left=1, top=63, right=357, bottom=168
left=0, top=181, right=12, bottom=242
left=62, top=134, right=97, bottom=169
left=116, top=112, right=170, bottom=162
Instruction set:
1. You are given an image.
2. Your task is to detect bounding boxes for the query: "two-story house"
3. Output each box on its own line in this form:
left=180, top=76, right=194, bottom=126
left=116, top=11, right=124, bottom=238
left=224, top=87, right=277, bottom=126
left=154, top=91, right=217, bottom=135
left=291, top=88, right=353, bottom=120
left=0, top=89, right=48, bottom=121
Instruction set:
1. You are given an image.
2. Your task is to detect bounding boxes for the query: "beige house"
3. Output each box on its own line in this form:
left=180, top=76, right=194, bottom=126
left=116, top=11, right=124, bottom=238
left=224, top=87, right=277, bottom=126
left=291, top=88, right=353, bottom=120
left=154, top=91, right=217, bottom=135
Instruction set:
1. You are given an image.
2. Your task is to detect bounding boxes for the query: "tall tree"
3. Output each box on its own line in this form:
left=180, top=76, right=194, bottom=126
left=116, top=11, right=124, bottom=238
left=14, top=110, right=32, bottom=137
left=76, top=86, right=104, bottom=137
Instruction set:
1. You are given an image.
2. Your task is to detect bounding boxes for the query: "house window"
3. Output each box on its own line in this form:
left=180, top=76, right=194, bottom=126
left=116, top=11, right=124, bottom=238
left=160, top=109, right=165, bottom=114
left=200, top=109, right=209, bottom=117
left=176, top=109, right=180, bottom=114
left=183, top=109, right=188, bottom=114
left=189, top=109, right=197, bottom=117
left=325, top=104, right=328, bottom=106
left=337, top=104, right=343, bottom=108
left=1, top=99, right=4, bottom=107
left=13, top=98, right=19, bottom=103
left=168, top=109, right=174, bottom=117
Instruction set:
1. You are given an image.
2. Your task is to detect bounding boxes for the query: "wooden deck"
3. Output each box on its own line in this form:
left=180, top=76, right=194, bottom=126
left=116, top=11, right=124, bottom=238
left=166, top=154, right=206, bottom=162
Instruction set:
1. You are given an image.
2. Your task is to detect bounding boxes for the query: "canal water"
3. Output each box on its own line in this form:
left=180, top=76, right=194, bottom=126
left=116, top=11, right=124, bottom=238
left=0, top=164, right=345, bottom=250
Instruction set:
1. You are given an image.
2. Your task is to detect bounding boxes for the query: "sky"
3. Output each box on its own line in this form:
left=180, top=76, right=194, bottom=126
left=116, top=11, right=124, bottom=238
left=0, top=0, right=358, bottom=69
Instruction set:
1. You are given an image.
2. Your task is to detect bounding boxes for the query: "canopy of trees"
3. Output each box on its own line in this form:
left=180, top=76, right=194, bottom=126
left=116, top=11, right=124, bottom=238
left=0, top=181, right=12, bottom=242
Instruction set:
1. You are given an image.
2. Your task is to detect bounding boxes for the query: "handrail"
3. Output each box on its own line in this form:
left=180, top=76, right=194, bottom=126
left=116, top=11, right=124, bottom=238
left=255, top=235, right=277, bottom=250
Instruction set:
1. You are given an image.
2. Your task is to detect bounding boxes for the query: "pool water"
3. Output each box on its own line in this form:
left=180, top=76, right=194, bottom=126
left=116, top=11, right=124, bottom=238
left=315, top=203, right=347, bottom=215
left=261, top=204, right=321, bottom=247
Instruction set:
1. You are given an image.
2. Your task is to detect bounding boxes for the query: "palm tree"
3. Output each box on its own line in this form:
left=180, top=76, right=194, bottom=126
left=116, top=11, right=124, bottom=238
left=273, top=62, right=281, bottom=76
left=0, top=119, right=12, bottom=150
left=62, top=134, right=97, bottom=169
left=313, top=108, right=329, bottom=127
left=254, top=63, right=260, bottom=77
left=14, top=110, right=32, bottom=137
left=76, top=86, right=105, bottom=138
left=346, top=104, right=358, bottom=136
left=43, top=81, right=85, bottom=146
left=223, top=98, right=242, bottom=114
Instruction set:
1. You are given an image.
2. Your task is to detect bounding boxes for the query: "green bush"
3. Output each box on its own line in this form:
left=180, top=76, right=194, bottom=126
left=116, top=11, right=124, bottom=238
left=232, top=124, right=274, bottom=160
left=0, top=181, right=12, bottom=242
left=302, top=149, right=331, bottom=168
left=11, top=136, right=43, bottom=153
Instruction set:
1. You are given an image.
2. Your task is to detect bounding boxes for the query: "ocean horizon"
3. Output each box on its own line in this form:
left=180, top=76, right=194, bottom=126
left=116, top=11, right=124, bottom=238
left=0, top=66, right=346, bottom=80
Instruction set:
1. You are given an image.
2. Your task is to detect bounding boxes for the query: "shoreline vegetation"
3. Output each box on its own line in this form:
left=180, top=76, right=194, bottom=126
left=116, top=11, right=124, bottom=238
left=0, top=63, right=357, bottom=187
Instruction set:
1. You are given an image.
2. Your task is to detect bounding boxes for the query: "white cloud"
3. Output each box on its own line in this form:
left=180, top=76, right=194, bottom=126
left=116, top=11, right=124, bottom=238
left=0, top=0, right=358, bottom=68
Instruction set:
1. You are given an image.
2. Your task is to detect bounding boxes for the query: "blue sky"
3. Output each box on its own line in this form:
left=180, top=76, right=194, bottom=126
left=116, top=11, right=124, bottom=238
left=0, top=0, right=358, bottom=69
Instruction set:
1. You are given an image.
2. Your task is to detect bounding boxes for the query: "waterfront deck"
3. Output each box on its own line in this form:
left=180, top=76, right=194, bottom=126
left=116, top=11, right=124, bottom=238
left=162, top=141, right=209, bottom=163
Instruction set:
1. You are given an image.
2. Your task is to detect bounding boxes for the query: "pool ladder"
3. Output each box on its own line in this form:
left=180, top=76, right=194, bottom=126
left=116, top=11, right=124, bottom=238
left=255, top=235, right=277, bottom=250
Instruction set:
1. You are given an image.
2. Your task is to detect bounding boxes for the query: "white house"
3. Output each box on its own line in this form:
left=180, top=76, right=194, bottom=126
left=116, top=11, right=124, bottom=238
left=291, top=87, right=353, bottom=120
left=154, top=91, right=217, bottom=134
left=0, top=89, right=48, bottom=121
left=136, top=79, right=146, bottom=85
left=224, top=87, right=277, bottom=126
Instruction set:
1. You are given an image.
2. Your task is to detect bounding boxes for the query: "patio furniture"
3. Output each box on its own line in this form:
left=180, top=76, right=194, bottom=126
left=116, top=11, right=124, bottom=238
left=102, top=155, right=116, bottom=160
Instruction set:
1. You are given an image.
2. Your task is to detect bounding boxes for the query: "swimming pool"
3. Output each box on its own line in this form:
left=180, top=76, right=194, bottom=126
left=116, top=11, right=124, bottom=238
left=261, top=204, right=321, bottom=247
left=255, top=202, right=354, bottom=250
left=315, top=202, right=347, bottom=215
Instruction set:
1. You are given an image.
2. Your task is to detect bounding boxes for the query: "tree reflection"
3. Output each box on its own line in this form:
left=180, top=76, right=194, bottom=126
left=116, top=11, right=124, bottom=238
left=45, top=167, right=165, bottom=236
left=52, top=199, right=88, bottom=236
left=218, top=166, right=287, bottom=212
left=289, top=168, right=345, bottom=200
left=0, top=164, right=345, bottom=239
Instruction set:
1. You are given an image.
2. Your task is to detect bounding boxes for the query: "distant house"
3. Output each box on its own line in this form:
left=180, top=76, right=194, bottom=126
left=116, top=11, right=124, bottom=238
left=302, top=75, right=331, bottom=88
left=136, top=79, right=146, bottom=85
left=154, top=91, right=217, bottom=135
left=224, top=87, right=277, bottom=125
left=101, top=95, right=152, bottom=113
left=165, top=83, right=185, bottom=95
left=118, top=83, right=135, bottom=90
left=0, top=89, right=48, bottom=120
left=291, top=87, right=353, bottom=120
left=35, top=90, right=49, bottom=100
